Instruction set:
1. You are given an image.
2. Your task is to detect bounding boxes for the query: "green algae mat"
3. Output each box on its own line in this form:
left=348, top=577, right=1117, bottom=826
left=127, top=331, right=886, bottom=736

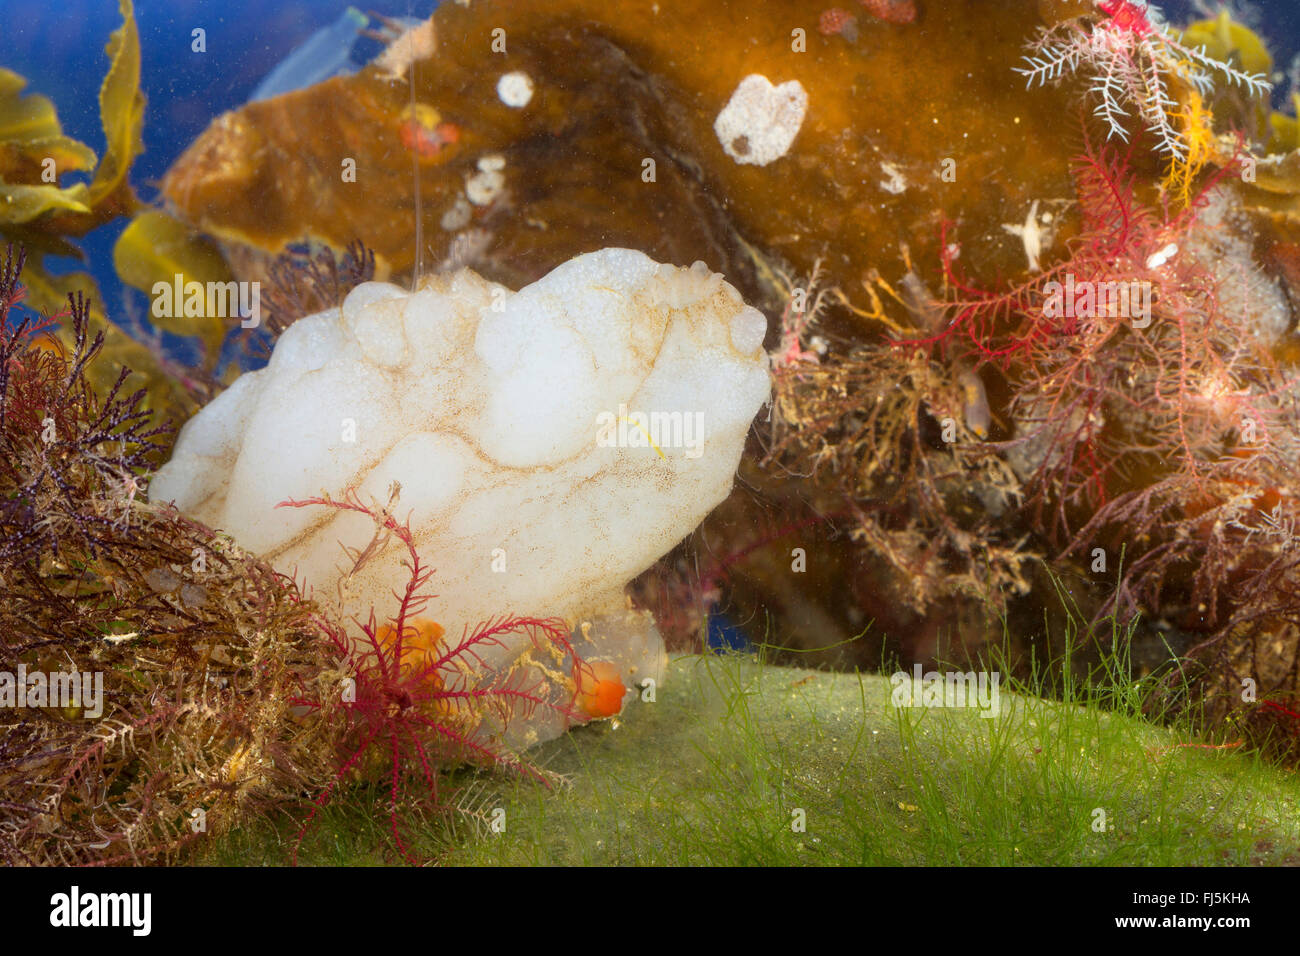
left=204, top=654, right=1300, bottom=866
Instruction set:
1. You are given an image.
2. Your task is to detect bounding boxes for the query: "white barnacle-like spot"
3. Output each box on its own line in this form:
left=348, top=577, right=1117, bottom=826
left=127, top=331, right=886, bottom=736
left=496, top=70, right=534, bottom=108
left=1145, top=242, right=1178, bottom=270
left=1003, top=199, right=1054, bottom=273
left=149, top=249, right=771, bottom=749
left=714, top=74, right=808, bottom=167
left=440, top=195, right=472, bottom=231
left=466, top=153, right=507, bottom=206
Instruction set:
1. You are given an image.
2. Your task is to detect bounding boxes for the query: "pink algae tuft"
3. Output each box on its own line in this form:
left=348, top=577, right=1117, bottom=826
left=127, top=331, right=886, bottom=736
left=1097, top=0, right=1155, bottom=36
left=819, top=8, right=858, bottom=39
left=859, top=0, right=916, bottom=25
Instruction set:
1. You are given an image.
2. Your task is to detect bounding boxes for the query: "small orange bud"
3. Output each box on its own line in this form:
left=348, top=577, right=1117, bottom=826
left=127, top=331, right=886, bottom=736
left=375, top=617, right=445, bottom=682
left=576, top=660, right=626, bottom=719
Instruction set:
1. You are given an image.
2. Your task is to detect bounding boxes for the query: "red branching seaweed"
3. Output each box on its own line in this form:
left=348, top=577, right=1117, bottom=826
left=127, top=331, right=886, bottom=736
left=914, top=131, right=1284, bottom=543
left=279, top=489, right=586, bottom=864
left=902, top=131, right=1300, bottom=758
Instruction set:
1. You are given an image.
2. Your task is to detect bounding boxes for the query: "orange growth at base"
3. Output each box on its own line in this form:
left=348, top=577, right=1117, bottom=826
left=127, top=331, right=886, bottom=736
left=375, top=617, right=446, bottom=680
left=576, top=660, right=626, bottom=719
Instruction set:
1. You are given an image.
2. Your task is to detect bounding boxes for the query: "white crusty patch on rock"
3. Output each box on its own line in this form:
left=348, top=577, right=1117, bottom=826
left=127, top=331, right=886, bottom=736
left=879, top=161, right=907, bottom=195
left=465, top=154, right=507, bottom=206
left=714, top=74, right=808, bottom=167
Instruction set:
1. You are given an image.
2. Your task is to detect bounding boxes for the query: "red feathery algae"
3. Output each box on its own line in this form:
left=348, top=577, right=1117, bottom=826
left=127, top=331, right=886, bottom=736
left=279, top=489, right=587, bottom=865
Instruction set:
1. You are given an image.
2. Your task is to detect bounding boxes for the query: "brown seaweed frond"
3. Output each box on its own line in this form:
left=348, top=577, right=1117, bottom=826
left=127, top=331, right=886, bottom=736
left=768, top=296, right=1032, bottom=614
left=0, top=243, right=340, bottom=864
left=1, top=252, right=172, bottom=563
left=0, top=502, right=340, bottom=866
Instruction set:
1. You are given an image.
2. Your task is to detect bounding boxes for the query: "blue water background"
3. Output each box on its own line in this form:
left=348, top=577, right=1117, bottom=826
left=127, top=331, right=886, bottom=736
left=2, top=0, right=437, bottom=345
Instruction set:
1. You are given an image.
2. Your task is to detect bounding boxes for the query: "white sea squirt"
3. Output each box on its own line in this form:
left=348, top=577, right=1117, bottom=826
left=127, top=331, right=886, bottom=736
left=149, top=248, right=771, bottom=747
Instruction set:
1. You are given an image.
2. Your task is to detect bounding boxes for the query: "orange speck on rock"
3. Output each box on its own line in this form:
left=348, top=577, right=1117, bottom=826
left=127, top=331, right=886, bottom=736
left=397, top=103, right=460, bottom=161
left=576, top=660, right=626, bottom=719
left=400, top=119, right=460, bottom=161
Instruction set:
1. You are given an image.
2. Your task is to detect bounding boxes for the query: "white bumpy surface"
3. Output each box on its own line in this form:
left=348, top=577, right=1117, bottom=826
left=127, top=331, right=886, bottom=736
left=150, top=248, right=771, bottom=746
